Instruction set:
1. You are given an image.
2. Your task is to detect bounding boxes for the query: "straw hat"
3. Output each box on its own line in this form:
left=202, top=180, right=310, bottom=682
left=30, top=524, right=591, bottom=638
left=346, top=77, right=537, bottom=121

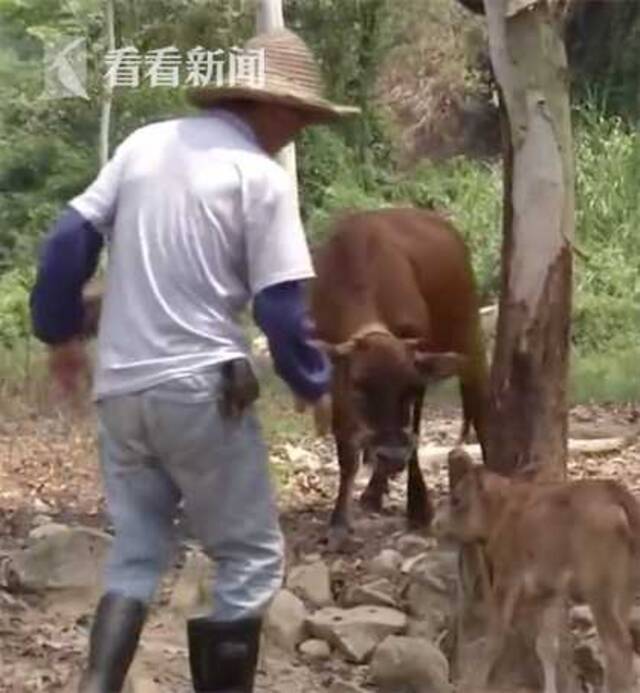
left=185, top=28, right=360, bottom=122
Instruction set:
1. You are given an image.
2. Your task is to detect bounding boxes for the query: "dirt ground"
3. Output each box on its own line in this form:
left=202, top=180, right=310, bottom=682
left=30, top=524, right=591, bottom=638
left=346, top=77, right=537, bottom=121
left=1, top=399, right=639, bottom=692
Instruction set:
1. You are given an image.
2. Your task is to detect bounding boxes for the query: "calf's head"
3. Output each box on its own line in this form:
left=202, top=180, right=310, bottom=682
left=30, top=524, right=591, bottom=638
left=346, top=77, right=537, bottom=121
left=320, top=331, right=465, bottom=474
left=433, top=448, right=509, bottom=542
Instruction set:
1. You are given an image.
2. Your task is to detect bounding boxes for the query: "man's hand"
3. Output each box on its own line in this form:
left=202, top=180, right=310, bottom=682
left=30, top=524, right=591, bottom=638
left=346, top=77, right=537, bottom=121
left=48, top=339, right=91, bottom=403
left=294, top=392, right=332, bottom=437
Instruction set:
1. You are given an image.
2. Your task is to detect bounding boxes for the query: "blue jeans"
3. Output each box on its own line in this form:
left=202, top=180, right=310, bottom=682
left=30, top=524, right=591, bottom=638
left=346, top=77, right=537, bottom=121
left=95, top=366, right=284, bottom=622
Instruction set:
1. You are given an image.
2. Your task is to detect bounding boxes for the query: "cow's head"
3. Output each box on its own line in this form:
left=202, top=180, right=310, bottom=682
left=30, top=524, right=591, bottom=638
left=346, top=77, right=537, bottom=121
left=317, top=329, right=466, bottom=475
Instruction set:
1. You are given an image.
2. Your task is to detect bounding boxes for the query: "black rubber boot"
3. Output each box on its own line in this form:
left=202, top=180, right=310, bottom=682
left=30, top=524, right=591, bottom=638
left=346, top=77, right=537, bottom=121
left=187, top=616, right=262, bottom=692
left=78, top=592, right=147, bottom=693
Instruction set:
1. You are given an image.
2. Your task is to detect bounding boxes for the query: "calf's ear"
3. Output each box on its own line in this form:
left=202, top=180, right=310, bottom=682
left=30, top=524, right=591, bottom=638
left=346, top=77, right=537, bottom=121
left=414, top=351, right=467, bottom=380
left=447, top=447, right=474, bottom=489
left=311, top=339, right=355, bottom=359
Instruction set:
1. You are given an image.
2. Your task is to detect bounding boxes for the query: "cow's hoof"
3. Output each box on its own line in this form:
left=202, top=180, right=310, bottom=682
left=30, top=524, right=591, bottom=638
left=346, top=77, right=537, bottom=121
left=360, top=490, right=384, bottom=514
left=326, top=526, right=353, bottom=553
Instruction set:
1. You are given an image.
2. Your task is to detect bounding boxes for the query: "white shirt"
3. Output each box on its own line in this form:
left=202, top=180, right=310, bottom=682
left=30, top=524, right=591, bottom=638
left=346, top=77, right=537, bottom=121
left=69, top=109, right=314, bottom=400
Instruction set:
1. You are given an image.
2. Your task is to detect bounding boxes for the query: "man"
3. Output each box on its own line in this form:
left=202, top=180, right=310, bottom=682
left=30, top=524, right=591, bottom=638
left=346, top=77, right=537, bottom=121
left=29, top=28, right=359, bottom=692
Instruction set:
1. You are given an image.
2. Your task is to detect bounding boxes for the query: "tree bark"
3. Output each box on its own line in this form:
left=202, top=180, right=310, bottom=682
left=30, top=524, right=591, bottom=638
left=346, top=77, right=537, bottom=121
left=452, top=0, right=577, bottom=690
left=256, top=0, right=299, bottom=201
left=484, top=0, right=574, bottom=483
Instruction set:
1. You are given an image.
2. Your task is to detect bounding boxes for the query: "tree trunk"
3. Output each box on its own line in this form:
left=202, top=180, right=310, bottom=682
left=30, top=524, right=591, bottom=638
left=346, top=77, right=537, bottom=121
left=453, top=0, right=577, bottom=690
left=100, top=0, right=115, bottom=168
left=484, top=0, right=574, bottom=482
left=256, top=0, right=299, bottom=201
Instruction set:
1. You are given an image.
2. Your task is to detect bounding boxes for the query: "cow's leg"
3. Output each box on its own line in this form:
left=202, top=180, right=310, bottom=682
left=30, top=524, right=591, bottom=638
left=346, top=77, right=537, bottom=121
left=534, top=597, right=563, bottom=693
left=406, top=388, right=432, bottom=529
left=328, top=436, right=360, bottom=551
left=360, top=452, right=389, bottom=513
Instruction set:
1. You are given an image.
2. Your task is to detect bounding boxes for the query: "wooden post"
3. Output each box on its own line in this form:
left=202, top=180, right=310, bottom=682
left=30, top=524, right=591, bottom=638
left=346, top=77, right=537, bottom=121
left=452, top=0, right=577, bottom=689
left=256, top=0, right=299, bottom=200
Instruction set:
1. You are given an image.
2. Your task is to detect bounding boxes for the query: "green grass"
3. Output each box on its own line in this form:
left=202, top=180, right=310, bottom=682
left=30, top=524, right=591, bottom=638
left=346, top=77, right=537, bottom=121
left=570, top=347, right=640, bottom=405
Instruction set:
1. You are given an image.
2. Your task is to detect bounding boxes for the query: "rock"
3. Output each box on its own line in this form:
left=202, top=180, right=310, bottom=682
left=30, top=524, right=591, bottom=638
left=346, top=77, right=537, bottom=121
left=169, top=550, right=213, bottom=614
left=368, top=549, right=403, bottom=579
left=328, top=683, right=364, bottom=693
left=287, top=560, right=332, bottom=607
left=10, top=526, right=112, bottom=592
left=284, top=443, right=321, bottom=470
left=397, top=534, right=435, bottom=557
left=331, top=558, right=351, bottom=579
left=570, top=604, right=594, bottom=631
left=28, top=522, right=68, bottom=541
left=307, top=605, right=407, bottom=663
left=32, top=498, right=52, bottom=514
left=403, top=550, right=458, bottom=643
left=31, top=514, right=53, bottom=529
left=574, top=636, right=605, bottom=690
left=401, top=552, right=429, bottom=575
left=370, top=635, right=452, bottom=693
left=264, top=589, right=307, bottom=653
left=299, top=638, right=331, bottom=661
left=344, top=578, right=397, bottom=609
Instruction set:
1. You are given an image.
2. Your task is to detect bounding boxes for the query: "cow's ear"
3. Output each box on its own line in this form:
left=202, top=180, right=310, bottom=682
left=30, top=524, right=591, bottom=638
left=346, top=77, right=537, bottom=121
left=414, top=351, right=467, bottom=380
left=447, top=447, right=474, bottom=490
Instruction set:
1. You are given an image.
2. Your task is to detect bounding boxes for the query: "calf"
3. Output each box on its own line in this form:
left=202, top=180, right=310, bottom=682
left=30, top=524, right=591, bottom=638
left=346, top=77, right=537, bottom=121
left=309, top=207, right=489, bottom=548
left=434, top=448, right=640, bottom=693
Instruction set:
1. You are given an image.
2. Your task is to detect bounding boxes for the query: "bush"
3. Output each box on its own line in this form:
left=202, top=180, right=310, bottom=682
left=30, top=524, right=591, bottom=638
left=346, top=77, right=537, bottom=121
left=0, top=268, right=33, bottom=347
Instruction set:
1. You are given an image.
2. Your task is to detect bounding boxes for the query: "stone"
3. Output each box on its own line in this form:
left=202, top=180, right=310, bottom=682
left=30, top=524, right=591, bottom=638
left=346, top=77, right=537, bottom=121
left=368, top=549, right=403, bottom=579
left=11, top=526, right=112, bottom=592
left=287, top=560, right=332, bottom=607
left=306, top=605, right=407, bottom=663
left=284, top=443, right=321, bottom=470
left=370, top=635, right=453, bottom=693
left=574, top=635, right=605, bottom=690
left=31, top=514, right=53, bottom=529
left=169, top=550, right=213, bottom=614
left=570, top=604, right=594, bottom=631
left=32, top=498, right=52, bottom=514
left=28, top=522, right=68, bottom=541
left=397, top=534, right=435, bottom=557
left=402, top=550, right=458, bottom=644
left=328, top=683, right=364, bottom=693
left=299, top=638, right=331, bottom=661
left=264, top=589, right=307, bottom=653
left=344, top=578, right=397, bottom=609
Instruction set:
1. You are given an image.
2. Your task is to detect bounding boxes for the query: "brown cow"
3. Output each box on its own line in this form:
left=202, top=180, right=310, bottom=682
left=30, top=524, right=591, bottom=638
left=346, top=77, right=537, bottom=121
left=434, top=449, right=640, bottom=693
left=309, top=207, right=489, bottom=548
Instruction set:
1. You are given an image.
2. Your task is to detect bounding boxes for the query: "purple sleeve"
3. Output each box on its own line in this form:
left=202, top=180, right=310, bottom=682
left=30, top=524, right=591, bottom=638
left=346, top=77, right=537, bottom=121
left=253, top=281, right=332, bottom=402
left=30, top=206, right=104, bottom=345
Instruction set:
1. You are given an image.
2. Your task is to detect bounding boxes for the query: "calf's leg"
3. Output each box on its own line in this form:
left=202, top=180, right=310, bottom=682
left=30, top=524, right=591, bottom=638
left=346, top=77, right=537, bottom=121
left=535, top=597, right=563, bottom=693
left=591, top=592, right=636, bottom=693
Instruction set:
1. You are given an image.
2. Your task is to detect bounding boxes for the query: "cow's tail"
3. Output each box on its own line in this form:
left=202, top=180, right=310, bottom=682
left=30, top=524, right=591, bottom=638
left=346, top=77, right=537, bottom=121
left=458, top=314, right=490, bottom=459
